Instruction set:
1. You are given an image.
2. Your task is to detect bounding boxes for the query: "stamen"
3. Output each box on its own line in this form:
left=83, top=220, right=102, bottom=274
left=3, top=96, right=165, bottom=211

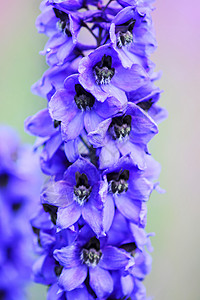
left=93, top=55, right=115, bottom=85
left=116, top=19, right=136, bottom=48
left=53, top=8, right=72, bottom=37
left=73, top=172, right=92, bottom=205
left=109, top=115, right=132, bottom=140
left=107, top=169, right=129, bottom=194
left=81, top=237, right=102, bottom=267
left=74, top=84, right=95, bottom=110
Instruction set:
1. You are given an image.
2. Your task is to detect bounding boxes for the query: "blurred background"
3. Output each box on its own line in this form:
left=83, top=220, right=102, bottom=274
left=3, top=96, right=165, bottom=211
left=0, top=0, right=200, bottom=299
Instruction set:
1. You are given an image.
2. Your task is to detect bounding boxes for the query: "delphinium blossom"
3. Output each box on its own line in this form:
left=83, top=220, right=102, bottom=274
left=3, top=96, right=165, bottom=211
left=26, top=0, right=167, bottom=299
left=0, top=126, right=41, bottom=300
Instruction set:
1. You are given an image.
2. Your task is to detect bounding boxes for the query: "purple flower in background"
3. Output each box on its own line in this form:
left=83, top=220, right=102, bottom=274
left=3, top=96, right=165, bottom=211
left=0, top=126, right=42, bottom=300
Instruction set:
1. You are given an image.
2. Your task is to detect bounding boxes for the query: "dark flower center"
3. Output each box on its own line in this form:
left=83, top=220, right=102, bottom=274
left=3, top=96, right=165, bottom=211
left=0, top=173, right=9, bottom=187
left=53, top=8, right=72, bottom=37
left=54, top=260, right=64, bottom=277
left=116, top=18, right=136, bottom=48
left=81, top=237, right=102, bottom=267
left=137, top=99, right=153, bottom=112
left=43, top=204, right=58, bottom=225
left=32, top=227, right=42, bottom=247
left=0, top=290, right=6, bottom=299
left=53, top=120, right=61, bottom=128
left=12, top=201, right=23, bottom=212
left=74, top=84, right=95, bottom=110
left=107, top=169, right=129, bottom=194
left=120, top=242, right=137, bottom=257
left=74, top=172, right=92, bottom=205
left=109, top=115, right=132, bottom=140
left=93, top=55, right=115, bottom=85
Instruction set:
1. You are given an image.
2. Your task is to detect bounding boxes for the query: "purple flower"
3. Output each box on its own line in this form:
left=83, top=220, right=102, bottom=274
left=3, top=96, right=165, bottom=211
left=102, top=155, right=157, bottom=231
left=41, top=157, right=107, bottom=236
left=28, top=0, right=166, bottom=297
left=31, top=60, right=77, bottom=101
left=78, top=44, right=149, bottom=102
left=47, top=0, right=83, bottom=11
left=49, top=74, right=127, bottom=142
left=53, top=225, right=134, bottom=298
left=36, top=1, right=82, bottom=66
left=0, top=126, right=42, bottom=299
left=110, top=6, right=157, bottom=68
left=88, top=102, right=158, bottom=169
left=25, top=109, right=68, bottom=176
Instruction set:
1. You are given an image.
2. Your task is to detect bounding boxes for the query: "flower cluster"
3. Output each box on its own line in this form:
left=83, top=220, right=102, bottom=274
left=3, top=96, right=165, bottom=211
left=0, top=126, right=41, bottom=300
left=26, top=0, right=167, bottom=299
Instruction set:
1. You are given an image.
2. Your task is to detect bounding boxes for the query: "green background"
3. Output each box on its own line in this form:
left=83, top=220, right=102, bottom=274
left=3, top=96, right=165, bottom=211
left=0, top=0, right=200, bottom=299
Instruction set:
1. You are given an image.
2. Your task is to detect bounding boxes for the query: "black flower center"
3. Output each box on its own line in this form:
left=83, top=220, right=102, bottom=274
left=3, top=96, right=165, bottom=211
left=107, top=169, right=129, bottom=194
left=93, top=55, right=115, bottom=85
left=54, top=260, right=64, bottom=277
left=0, top=172, right=9, bottom=187
left=109, top=115, right=132, bottom=140
left=32, top=227, right=42, bottom=247
left=53, top=120, right=61, bottom=128
left=53, top=8, right=72, bottom=37
left=137, top=99, right=153, bottom=112
left=0, top=290, right=6, bottom=299
left=120, top=242, right=137, bottom=257
left=81, top=237, right=102, bottom=267
left=74, top=84, right=95, bottom=110
left=12, top=201, right=23, bottom=212
left=74, top=172, right=92, bottom=205
left=43, top=204, right=58, bottom=225
left=116, top=18, right=136, bottom=48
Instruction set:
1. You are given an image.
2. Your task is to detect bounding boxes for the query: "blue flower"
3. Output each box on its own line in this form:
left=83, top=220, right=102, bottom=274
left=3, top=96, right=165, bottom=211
left=0, top=126, right=42, bottom=299
left=41, top=157, right=108, bottom=236
left=27, top=0, right=166, bottom=298
left=78, top=44, right=149, bottom=102
left=49, top=74, right=127, bottom=142
left=88, top=102, right=158, bottom=169
left=53, top=225, right=134, bottom=298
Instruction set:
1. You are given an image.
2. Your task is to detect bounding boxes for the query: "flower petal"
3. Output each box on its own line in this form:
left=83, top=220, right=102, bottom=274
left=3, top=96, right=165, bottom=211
left=99, top=139, right=120, bottom=169
left=121, top=274, right=134, bottom=297
left=25, top=109, right=56, bottom=137
left=102, top=194, right=115, bottom=233
left=58, top=265, right=87, bottom=291
left=115, top=195, right=142, bottom=224
left=82, top=204, right=104, bottom=237
left=100, top=246, right=133, bottom=270
left=67, top=286, right=90, bottom=300
left=89, top=267, right=113, bottom=299
left=61, top=112, right=84, bottom=141
left=57, top=203, right=82, bottom=229
left=53, top=244, right=81, bottom=269
left=41, top=180, right=74, bottom=207
left=112, top=64, right=149, bottom=92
